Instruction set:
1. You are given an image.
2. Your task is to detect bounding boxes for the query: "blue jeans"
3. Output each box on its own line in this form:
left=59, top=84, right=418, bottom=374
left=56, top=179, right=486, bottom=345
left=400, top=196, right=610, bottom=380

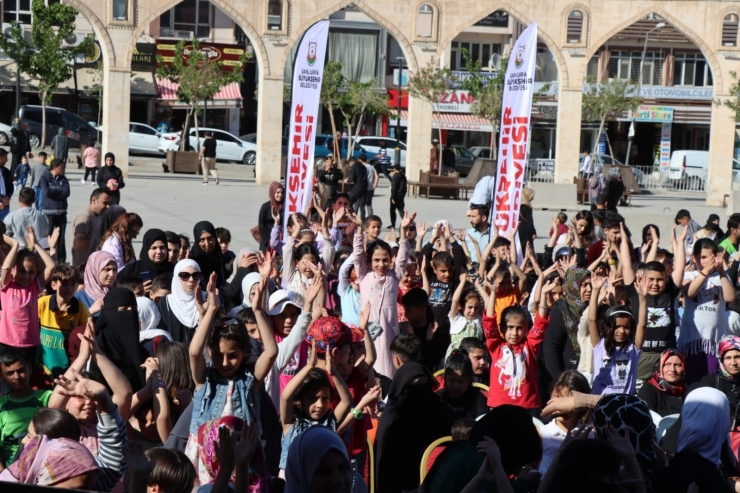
left=34, top=186, right=43, bottom=211
left=17, top=176, right=27, bottom=188
left=380, top=161, right=391, bottom=182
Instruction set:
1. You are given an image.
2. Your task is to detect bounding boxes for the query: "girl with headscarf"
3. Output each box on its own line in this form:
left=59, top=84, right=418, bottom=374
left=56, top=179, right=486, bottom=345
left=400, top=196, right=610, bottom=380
left=637, top=348, right=687, bottom=416
left=75, top=250, right=117, bottom=316
left=158, top=259, right=202, bottom=343
left=94, top=287, right=150, bottom=391
left=657, top=387, right=734, bottom=493
left=189, top=221, right=225, bottom=288
left=258, top=182, right=285, bottom=253
left=117, top=228, right=175, bottom=283
left=542, top=267, right=592, bottom=391
left=285, top=425, right=352, bottom=493
left=138, top=296, right=171, bottom=355
left=376, top=362, right=456, bottom=493
left=96, top=152, right=125, bottom=205
left=0, top=436, right=99, bottom=489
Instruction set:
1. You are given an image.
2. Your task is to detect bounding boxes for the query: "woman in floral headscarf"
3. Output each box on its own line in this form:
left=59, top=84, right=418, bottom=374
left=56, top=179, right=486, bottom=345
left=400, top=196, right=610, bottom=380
left=637, top=348, right=687, bottom=416
left=542, top=267, right=592, bottom=397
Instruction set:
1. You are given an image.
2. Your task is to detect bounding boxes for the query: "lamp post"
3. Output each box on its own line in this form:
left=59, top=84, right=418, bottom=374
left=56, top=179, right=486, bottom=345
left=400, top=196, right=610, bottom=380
left=624, top=22, right=665, bottom=167
left=395, top=56, right=405, bottom=140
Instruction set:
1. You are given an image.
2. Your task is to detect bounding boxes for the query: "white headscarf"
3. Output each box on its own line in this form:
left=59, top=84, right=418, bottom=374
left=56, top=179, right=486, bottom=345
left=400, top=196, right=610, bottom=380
left=241, top=272, right=262, bottom=308
left=677, top=387, right=730, bottom=467
left=167, top=259, right=201, bottom=328
left=137, top=297, right=162, bottom=332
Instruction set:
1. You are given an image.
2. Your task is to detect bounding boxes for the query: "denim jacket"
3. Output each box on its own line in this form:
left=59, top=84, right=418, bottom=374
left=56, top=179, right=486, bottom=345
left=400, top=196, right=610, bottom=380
left=278, top=414, right=336, bottom=469
left=189, top=366, right=260, bottom=437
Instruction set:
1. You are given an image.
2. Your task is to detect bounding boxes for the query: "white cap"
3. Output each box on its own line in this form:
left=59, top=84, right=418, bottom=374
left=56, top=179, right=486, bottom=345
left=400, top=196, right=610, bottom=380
left=267, top=289, right=304, bottom=315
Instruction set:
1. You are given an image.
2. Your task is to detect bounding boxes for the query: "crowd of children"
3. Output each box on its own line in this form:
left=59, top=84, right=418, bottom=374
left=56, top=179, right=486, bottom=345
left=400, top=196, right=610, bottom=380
left=2, top=174, right=740, bottom=492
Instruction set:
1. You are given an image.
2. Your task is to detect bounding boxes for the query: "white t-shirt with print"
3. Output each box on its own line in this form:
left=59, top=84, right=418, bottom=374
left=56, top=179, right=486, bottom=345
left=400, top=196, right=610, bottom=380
left=591, top=338, right=640, bottom=396
left=678, top=271, right=727, bottom=355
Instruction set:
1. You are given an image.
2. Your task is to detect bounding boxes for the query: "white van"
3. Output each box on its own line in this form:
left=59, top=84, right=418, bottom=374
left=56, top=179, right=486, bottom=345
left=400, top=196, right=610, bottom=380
left=668, top=150, right=709, bottom=182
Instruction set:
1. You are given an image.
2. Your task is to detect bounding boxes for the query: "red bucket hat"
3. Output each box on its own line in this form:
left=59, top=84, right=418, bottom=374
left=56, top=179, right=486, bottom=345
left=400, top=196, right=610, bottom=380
left=305, top=316, right=352, bottom=352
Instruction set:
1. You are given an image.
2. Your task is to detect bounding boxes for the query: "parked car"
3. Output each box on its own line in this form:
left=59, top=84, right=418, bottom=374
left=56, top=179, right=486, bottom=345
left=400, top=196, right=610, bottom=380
left=578, top=153, right=645, bottom=185
left=469, top=146, right=494, bottom=160
left=313, top=134, right=371, bottom=166
left=667, top=150, right=708, bottom=183
left=450, top=145, right=476, bottom=176
left=0, top=122, right=12, bottom=146
left=159, top=127, right=256, bottom=165
left=239, top=133, right=288, bottom=159
left=354, top=136, right=406, bottom=168
left=95, top=123, right=163, bottom=155
left=17, top=105, right=98, bottom=149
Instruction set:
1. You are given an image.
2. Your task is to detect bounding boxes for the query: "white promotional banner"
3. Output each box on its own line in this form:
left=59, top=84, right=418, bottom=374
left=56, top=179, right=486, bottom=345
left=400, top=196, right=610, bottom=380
left=493, top=23, right=537, bottom=247
left=284, top=20, right=330, bottom=235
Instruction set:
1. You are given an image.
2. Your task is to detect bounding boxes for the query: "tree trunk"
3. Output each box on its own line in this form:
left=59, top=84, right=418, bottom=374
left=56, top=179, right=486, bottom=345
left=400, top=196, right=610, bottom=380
left=349, top=110, right=366, bottom=160
left=489, top=122, right=498, bottom=161
left=41, top=90, right=47, bottom=149
left=180, top=107, right=193, bottom=152
left=605, top=131, right=616, bottom=165
left=193, top=105, right=201, bottom=153
left=327, top=101, right=340, bottom=164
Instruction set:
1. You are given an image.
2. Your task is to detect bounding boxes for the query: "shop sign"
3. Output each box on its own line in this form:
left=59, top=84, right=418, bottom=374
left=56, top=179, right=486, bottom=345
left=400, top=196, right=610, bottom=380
left=433, top=90, right=475, bottom=113
left=474, top=10, right=509, bottom=28
left=637, top=86, right=713, bottom=101
left=660, top=123, right=672, bottom=169
left=432, top=121, right=493, bottom=132
left=132, top=43, right=156, bottom=69
left=629, top=105, right=674, bottom=122
left=156, top=41, right=246, bottom=71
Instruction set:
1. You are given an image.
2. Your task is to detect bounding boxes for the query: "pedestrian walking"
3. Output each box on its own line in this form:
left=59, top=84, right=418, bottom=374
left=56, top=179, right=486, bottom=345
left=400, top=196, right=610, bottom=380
left=361, top=153, right=378, bottom=220
left=316, top=155, right=343, bottom=203
left=30, top=151, right=48, bottom=211
left=390, top=163, right=407, bottom=229
left=81, top=140, right=100, bottom=185
left=377, top=140, right=391, bottom=182
left=96, top=152, right=125, bottom=205
left=346, top=157, right=367, bottom=215
left=40, top=158, right=70, bottom=263
left=441, top=144, right=456, bottom=175
left=199, top=131, right=219, bottom=185
left=50, top=128, right=69, bottom=165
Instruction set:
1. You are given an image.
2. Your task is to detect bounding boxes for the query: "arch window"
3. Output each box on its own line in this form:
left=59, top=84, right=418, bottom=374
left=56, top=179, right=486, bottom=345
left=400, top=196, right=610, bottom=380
left=722, top=13, right=739, bottom=47
left=566, top=10, right=584, bottom=44
left=416, top=4, right=434, bottom=39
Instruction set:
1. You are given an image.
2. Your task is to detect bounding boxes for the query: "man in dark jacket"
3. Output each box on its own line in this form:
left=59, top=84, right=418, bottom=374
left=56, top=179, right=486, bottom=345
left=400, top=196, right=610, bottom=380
left=346, top=157, right=367, bottom=215
left=441, top=144, right=456, bottom=174
left=41, top=159, right=71, bottom=263
left=316, top=155, right=343, bottom=202
left=0, top=148, right=14, bottom=220
left=390, top=164, right=407, bottom=229
left=51, top=127, right=69, bottom=165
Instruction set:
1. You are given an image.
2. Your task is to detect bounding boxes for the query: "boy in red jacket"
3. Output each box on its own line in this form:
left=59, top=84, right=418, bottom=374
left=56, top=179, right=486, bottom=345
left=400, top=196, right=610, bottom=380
left=476, top=277, right=555, bottom=409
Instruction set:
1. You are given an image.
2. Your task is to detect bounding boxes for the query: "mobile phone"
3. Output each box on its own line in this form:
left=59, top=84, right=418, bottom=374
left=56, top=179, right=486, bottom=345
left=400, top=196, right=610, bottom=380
left=140, top=271, right=152, bottom=281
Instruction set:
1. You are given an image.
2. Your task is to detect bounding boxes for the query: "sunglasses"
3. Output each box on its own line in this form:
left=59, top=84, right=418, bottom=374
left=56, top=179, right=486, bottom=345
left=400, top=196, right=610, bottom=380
left=178, top=272, right=202, bottom=281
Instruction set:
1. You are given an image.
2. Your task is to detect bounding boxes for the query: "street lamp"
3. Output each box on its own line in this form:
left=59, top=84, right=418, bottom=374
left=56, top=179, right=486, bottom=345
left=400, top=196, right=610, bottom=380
left=625, top=22, right=666, bottom=167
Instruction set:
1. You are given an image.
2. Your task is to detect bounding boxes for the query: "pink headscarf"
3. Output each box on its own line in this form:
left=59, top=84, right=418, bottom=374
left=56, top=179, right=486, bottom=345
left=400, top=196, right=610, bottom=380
left=0, top=436, right=98, bottom=485
left=84, top=251, right=117, bottom=301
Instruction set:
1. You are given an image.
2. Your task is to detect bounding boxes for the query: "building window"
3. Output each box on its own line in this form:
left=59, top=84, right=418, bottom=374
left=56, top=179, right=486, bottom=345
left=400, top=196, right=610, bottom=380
left=675, top=53, right=713, bottom=87
left=450, top=41, right=501, bottom=71
left=607, top=51, right=663, bottom=85
left=267, top=0, right=282, bottom=31
left=535, top=47, right=558, bottom=82
left=160, top=0, right=211, bottom=39
left=566, top=10, right=583, bottom=44
left=3, top=0, right=59, bottom=24
left=723, top=13, right=739, bottom=47
left=416, top=4, right=434, bottom=38
left=112, top=0, right=127, bottom=20
left=586, top=54, right=599, bottom=79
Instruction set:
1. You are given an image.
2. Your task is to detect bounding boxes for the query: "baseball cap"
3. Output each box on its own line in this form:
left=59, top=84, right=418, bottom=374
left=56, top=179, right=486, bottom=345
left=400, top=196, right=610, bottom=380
left=552, top=243, right=574, bottom=262
left=267, top=289, right=303, bottom=315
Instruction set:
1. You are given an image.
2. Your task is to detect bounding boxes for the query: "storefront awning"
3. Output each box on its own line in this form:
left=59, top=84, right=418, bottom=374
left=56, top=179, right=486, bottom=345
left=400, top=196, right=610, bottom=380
left=155, top=77, right=242, bottom=109
left=390, top=110, right=494, bottom=132
left=0, top=60, right=74, bottom=94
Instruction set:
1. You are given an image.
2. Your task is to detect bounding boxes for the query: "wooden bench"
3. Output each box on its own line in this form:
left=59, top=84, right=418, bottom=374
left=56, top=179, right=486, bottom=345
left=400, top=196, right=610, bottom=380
left=408, top=171, right=474, bottom=200
left=574, top=177, right=589, bottom=205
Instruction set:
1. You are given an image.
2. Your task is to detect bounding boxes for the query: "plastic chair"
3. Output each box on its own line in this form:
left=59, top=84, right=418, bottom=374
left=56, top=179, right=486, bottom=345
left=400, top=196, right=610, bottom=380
left=366, top=435, right=375, bottom=493
left=656, top=414, right=680, bottom=445
left=433, top=369, right=445, bottom=378
left=419, top=436, right=453, bottom=483
left=472, top=382, right=489, bottom=392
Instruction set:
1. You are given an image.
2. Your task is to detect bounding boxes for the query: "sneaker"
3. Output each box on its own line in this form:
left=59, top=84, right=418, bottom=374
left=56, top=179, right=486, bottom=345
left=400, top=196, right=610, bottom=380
left=80, top=179, right=85, bottom=184
left=202, top=182, right=208, bottom=186
left=215, top=177, right=220, bottom=185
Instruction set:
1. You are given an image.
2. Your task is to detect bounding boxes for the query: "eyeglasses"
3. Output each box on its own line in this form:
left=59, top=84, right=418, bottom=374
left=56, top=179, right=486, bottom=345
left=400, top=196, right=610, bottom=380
left=178, top=272, right=202, bottom=282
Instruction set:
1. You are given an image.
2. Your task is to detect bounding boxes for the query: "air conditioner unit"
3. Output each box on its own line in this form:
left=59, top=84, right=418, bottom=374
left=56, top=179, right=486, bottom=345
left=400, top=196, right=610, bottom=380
left=2, top=22, right=23, bottom=39
left=267, top=15, right=281, bottom=30
left=63, top=32, right=84, bottom=47
left=160, top=28, right=194, bottom=39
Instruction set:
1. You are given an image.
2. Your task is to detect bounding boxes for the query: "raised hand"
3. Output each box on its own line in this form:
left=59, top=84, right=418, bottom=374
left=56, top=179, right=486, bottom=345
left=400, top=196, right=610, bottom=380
left=271, top=207, right=281, bottom=224
left=332, top=207, right=346, bottom=225
left=24, top=226, right=37, bottom=249
left=257, top=251, right=273, bottom=278
left=401, top=211, right=417, bottom=230
left=54, top=368, right=108, bottom=402
left=542, top=277, right=560, bottom=293
left=234, top=423, right=260, bottom=467
left=48, top=226, right=61, bottom=249
left=634, top=274, right=648, bottom=297
left=591, top=273, right=608, bottom=292
left=140, top=357, right=161, bottom=382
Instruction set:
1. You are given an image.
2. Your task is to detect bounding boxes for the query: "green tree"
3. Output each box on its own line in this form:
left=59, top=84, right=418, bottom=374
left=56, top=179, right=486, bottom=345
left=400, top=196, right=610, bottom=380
left=459, top=52, right=504, bottom=160
left=582, top=77, right=642, bottom=161
left=714, top=70, right=740, bottom=120
left=407, top=59, right=453, bottom=173
left=0, top=0, right=93, bottom=147
left=320, top=61, right=346, bottom=163
left=157, top=39, right=249, bottom=151
left=338, top=81, right=389, bottom=159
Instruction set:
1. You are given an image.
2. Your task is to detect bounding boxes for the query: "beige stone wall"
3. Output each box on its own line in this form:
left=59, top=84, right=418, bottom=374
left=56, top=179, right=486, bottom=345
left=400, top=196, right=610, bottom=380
left=67, top=0, right=740, bottom=205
